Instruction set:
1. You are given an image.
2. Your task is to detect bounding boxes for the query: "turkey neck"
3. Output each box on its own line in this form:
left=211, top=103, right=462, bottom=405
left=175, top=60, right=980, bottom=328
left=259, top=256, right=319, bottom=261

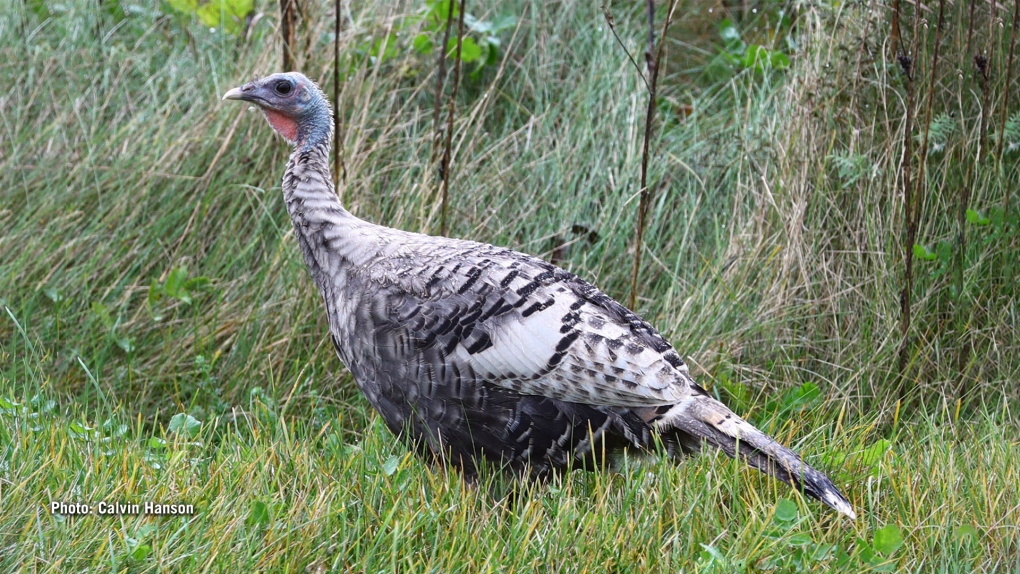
left=281, top=129, right=366, bottom=289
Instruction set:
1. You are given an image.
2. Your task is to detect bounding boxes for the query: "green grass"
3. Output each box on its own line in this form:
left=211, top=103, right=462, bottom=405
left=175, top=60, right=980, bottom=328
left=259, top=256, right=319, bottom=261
left=1, top=396, right=1018, bottom=571
left=2, top=0, right=1019, bottom=570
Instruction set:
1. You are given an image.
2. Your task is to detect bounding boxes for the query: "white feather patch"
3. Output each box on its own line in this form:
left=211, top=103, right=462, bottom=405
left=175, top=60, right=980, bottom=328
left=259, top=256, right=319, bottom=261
left=450, top=294, right=690, bottom=406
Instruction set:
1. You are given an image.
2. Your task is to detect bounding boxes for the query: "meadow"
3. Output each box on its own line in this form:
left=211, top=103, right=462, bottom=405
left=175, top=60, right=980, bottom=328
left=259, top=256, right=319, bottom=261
left=1, top=0, right=1019, bottom=570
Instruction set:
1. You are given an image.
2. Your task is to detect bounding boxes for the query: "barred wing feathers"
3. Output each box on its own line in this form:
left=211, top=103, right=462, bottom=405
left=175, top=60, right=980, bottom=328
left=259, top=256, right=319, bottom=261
left=364, top=241, right=699, bottom=410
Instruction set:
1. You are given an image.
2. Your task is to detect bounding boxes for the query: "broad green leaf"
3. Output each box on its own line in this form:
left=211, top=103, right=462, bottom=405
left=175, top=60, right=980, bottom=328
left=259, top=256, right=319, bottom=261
left=777, top=382, right=821, bottom=412
left=743, top=45, right=769, bottom=69
left=770, top=51, right=790, bottom=69
left=224, top=0, right=253, bottom=19
left=873, top=524, right=904, bottom=555
left=966, top=208, right=991, bottom=226
left=42, top=286, right=63, bottom=303
left=811, top=543, right=836, bottom=561
left=857, top=438, right=892, bottom=467
left=195, top=0, right=253, bottom=34
left=130, top=543, right=152, bottom=561
left=773, top=498, right=798, bottom=524
left=183, top=276, right=210, bottom=291
left=194, top=4, right=220, bottom=29
left=791, top=382, right=820, bottom=404
left=447, top=37, right=482, bottom=62
left=427, top=0, right=458, bottom=22
left=720, top=19, right=741, bottom=45
left=165, top=267, right=188, bottom=297
left=787, top=532, right=813, bottom=546
left=166, top=0, right=198, bottom=15
left=856, top=536, right=874, bottom=563
left=69, top=421, right=93, bottom=438
left=413, top=33, right=433, bottom=54
left=148, top=279, right=164, bottom=305
left=115, top=336, right=134, bottom=354
left=483, top=40, right=498, bottom=67
left=382, top=455, right=401, bottom=476
left=168, top=413, right=201, bottom=438
left=834, top=546, right=853, bottom=568
left=913, top=244, right=937, bottom=260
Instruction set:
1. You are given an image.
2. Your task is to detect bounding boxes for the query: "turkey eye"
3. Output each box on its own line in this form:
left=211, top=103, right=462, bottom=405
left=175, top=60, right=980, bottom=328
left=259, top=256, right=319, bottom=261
left=274, top=81, right=293, bottom=95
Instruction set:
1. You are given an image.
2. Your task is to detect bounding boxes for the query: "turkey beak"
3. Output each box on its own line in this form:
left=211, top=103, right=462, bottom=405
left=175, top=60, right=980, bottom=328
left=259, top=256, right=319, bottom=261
left=223, top=81, right=260, bottom=102
left=222, top=86, right=247, bottom=101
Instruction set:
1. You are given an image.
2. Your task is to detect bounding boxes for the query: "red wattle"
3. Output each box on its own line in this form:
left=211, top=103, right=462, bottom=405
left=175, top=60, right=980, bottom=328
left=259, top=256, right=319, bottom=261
left=262, top=109, right=299, bottom=143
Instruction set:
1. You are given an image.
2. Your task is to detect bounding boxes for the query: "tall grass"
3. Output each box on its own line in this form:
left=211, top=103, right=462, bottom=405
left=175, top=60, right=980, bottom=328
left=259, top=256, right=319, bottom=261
left=1, top=0, right=1019, bottom=570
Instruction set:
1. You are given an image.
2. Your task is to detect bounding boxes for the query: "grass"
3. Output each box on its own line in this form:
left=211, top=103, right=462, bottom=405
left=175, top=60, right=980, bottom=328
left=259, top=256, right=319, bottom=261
left=1, top=396, right=1017, bottom=571
left=1, top=0, right=1019, bottom=570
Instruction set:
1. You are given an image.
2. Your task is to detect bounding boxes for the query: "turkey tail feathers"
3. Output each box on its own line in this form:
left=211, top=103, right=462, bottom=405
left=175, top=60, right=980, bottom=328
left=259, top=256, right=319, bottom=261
left=661, top=396, right=856, bottom=519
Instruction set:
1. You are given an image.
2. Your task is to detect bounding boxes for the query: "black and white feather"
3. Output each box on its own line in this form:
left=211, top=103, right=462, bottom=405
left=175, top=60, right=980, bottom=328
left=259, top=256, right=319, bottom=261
left=222, top=73, right=856, bottom=519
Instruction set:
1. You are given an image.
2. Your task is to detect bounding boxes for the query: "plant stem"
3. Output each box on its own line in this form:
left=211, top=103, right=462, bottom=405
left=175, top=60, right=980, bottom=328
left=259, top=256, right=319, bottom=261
left=965, top=0, right=977, bottom=57
left=600, top=6, right=651, bottom=91
left=280, top=0, right=298, bottom=70
left=439, top=0, right=467, bottom=237
left=890, top=0, right=901, bottom=61
left=960, top=0, right=995, bottom=396
left=431, top=1, right=457, bottom=165
left=895, top=10, right=918, bottom=395
left=1001, top=0, right=1020, bottom=302
left=332, top=0, right=347, bottom=188
left=629, top=0, right=678, bottom=310
left=998, top=0, right=1019, bottom=174
left=899, top=0, right=945, bottom=399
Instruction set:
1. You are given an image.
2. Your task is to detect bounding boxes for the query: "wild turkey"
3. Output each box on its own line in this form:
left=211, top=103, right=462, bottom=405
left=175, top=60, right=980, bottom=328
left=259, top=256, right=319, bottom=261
left=222, top=72, right=856, bottom=519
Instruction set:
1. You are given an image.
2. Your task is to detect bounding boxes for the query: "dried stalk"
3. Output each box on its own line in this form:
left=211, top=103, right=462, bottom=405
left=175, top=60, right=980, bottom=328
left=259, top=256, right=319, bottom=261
left=628, top=0, right=678, bottom=310
left=431, top=1, right=457, bottom=164
left=899, top=0, right=946, bottom=397
left=332, top=0, right=347, bottom=187
left=960, top=0, right=994, bottom=390
left=280, top=0, right=298, bottom=70
left=600, top=7, right=651, bottom=90
left=890, top=0, right=901, bottom=61
left=439, top=0, right=467, bottom=237
left=965, top=0, right=977, bottom=57
left=998, top=0, right=1020, bottom=173
left=896, top=68, right=916, bottom=387
left=895, top=2, right=920, bottom=391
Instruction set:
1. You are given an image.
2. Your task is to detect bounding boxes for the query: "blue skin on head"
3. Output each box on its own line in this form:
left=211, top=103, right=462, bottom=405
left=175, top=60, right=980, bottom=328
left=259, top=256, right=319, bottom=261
left=223, top=72, right=331, bottom=149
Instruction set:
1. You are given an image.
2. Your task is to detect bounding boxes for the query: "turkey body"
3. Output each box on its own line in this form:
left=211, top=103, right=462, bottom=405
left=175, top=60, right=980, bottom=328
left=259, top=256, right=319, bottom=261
left=288, top=145, right=673, bottom=475
left=223, top=73, right=856, bottom=519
